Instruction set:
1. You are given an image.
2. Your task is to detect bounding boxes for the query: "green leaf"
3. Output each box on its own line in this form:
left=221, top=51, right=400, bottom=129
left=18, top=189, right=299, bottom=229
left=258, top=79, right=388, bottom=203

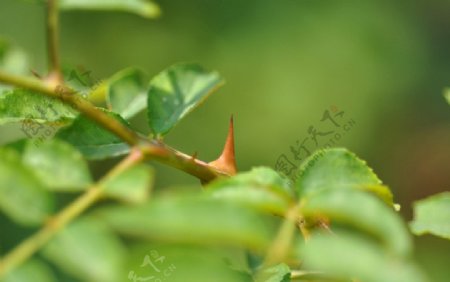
left=56, top=109, right=130, bottom=159
left=61, top=65, right=103, bottom=98
left=206, top=167, right=295, bottom=216
left=0, top=148, right=52, bottom=225
left=362, top=184, right=395, bottom=208
left=126, top=244, right=251, bottom=282
left=410, top=192, right=450, bottom=240
left=3, top=259, right=56, bottom=282
left=103, top=164, right=154, bottom=204
left=299, top=232, right=427, bottom=282
left=301, top=189, right=412, bottom=257
left=107, top=68, right=148, bottom=120
left=22, top=139, right=92, bottom=191
left=295, top=148, right=394, bottom=206
left=444, top=87, right=450, bottom=106
left=0, top=38, right=29, bottom=78
left=98, top=196, right=275, bottom=251
left=147, top=63, right=224, bottom=136
left=59, top=0, right=161, bottom=19
left=257, top=263, right=291, bottom=282
left=42, top=218, right=126, bottom=282
left=0, top=89, right=75, bottom=125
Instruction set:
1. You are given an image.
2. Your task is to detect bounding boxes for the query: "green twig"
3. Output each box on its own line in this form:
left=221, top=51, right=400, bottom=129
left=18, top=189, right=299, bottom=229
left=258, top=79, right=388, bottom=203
left=46, top=0, right=62, bottom=83
left=0, top=71, right=227, bottom=181
left=0, top=149, right=143, bottom=277
left=255, top=205, right=301, bottom=281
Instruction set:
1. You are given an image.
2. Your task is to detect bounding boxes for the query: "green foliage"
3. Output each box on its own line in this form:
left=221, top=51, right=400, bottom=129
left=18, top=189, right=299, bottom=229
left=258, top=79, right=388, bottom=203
left=410, top=192, right=450, bottom=240
left=102, top=164, right=154, bottom=204
left=2, top=259, right=56, bottom=282
left=42, top=218, right=126, bottom=282
left=0, top=38, right=28, bottom=79
left=106, top=68, right=147, bottom=120
left=0, top=89, right=75, bottom=124
left=299, top=231, right=427, bottom=282
left=21, top=139, right=92, bottom=191
left=59, top=0, right=161, bottom=19
left=296, top=148, right=395, bottom=206
left=97, top=196, right=276, bottom=252
left=445, top=87, right=450, bottom=105
left=0, top=148, right=53, bottom=226
left=301, top=189, right=411, bottom=257
left=0, top=4, right=448, bottom=282
left=56, top=109, right=130, bottom=159
left=147, top=63, right=225, bottom=137
left=206, top=167, right=294, bottom=216
left=258, top=263, right=291, bottom=282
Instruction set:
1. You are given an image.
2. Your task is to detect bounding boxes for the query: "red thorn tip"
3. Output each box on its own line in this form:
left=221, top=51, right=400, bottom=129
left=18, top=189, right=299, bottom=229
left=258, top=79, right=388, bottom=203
left=208, top=115, right=237, bottom=175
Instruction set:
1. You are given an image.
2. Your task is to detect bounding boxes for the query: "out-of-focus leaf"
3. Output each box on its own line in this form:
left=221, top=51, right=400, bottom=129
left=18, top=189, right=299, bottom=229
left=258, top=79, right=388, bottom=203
left=0, top=89, right=75, bottom=124
left=126, top=243, right=251, bottom=282
left=22, top=139, right=92, bottom=191
left=147, top=63, right=224, bottom=136
left=209, top=167, right=293, bottom=193
left=59, top=0, right=161, bottom=19
left=98, top=196, right=275, bottom=251
left=42, top=218, right=126, bottom=282
left=107, top=68, right=147, bottom=120
left=206, top=167, right=294, bottom=216
left=61, top=65, right=103, bottom=98
left=56, top=109, right=130, bottom=159
left=410, top=192, right=450, bottom=240
left=88, top=80, right=108, bottom=104
left=362, top=184, right=395, bottom=207
left=103, top=164, right=154, bottom=204
left=299, top=232, right=427, bottom=282
left=257, top=263, right=291, bottom=282
left=3, top=259, right=56, bottom=282
left=301, top=189, right=411, bottom=257
left=0, top=148, right=52, bottom=225
left=295, top=148, right=395, bottom=206
left=0, top=38, right=29, bottom=79
left=444, top=88, right=450, bottom=106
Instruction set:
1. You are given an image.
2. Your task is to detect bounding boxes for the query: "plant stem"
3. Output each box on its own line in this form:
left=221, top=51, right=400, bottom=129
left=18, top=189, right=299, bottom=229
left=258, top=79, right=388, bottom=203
left=254, top=205, right=300, bottom=281
left=263, top=205, right=300, bottom=266
left=290, top=270, right=329, bottom=280
left=46, top=0, right=62, bottom=83
left=0, top=71, right=227, bottom=182
left=0, top=71, right=139, bottom=145
left=0, top=149, right=143, bottom=277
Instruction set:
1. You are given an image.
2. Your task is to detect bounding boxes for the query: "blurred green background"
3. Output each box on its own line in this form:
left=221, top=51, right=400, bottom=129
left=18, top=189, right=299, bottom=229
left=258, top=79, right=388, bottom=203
left=0, top=0, right=449, bottom=281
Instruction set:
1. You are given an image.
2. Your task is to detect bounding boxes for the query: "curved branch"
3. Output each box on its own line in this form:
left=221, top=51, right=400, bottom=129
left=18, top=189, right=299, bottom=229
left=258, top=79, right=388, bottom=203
left=0, top=148, right=144, bottom=277
left=46, top=0, right=62, bottom=83
left=0, top=71, right=228, bottom=181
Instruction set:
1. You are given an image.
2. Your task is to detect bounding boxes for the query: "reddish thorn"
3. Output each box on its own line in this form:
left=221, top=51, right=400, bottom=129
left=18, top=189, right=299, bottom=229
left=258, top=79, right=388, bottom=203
left=208, top=115, right=237, bottom=175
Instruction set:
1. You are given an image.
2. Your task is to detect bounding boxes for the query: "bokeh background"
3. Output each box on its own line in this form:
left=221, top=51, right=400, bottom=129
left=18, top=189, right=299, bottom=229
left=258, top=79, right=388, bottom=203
left=0, top=0, right=449, bottom=281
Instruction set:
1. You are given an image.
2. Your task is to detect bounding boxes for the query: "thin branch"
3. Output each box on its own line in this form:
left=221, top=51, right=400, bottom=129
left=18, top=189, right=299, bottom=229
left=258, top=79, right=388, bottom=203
left=46, top=0, right=62, bottom=83
left=290, top=270, right=330, bottom=280
left=0, top=71, right=228, bottom=182
left=0, top=149, right=144, bottom=277
left=254, top=205, right=301, bottom=281
left=0, top=71, right=139, bottom=145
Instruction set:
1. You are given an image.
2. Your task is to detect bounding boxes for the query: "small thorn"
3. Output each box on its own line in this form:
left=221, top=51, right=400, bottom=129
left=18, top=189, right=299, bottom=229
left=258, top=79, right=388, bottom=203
left=190, top=151, right=198, bottom=161
left=30, top=69, right=42, bottom=79
left=208, top=115, right=237, bottom=175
